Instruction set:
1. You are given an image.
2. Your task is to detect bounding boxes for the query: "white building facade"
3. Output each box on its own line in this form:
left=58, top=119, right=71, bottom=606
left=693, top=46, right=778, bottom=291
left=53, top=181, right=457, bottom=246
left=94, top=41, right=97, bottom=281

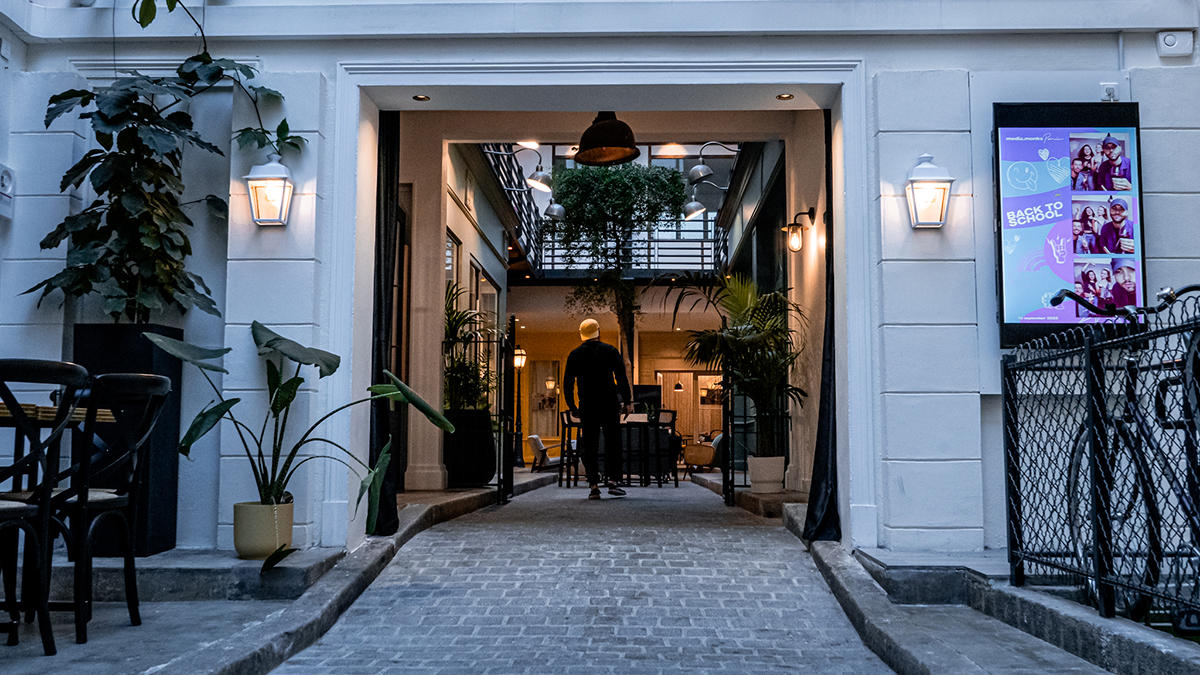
left=1, top=0, right=1199, bottom=554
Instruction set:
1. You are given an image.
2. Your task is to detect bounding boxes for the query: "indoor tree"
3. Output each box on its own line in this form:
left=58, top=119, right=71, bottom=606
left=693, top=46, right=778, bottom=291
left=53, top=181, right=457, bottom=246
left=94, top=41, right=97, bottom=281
left=548, top=163, right=686, bottom=375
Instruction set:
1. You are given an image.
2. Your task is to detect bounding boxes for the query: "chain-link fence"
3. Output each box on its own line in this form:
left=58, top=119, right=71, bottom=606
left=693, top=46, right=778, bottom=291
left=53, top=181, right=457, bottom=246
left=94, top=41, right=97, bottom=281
left=1004, top=289, right=1200, bottom=631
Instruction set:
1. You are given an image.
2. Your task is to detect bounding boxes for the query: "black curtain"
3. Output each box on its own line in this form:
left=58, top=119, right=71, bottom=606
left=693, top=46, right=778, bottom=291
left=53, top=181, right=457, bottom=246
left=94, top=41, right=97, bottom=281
left=803, top=109, right=841, bottom=542
left=370, top=110, right=405, bottom=536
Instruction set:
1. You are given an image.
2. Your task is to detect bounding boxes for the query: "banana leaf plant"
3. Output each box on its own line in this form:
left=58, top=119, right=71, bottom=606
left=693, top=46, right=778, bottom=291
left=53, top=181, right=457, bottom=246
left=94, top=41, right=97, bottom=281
left=144, top=322, right=453, bottom=535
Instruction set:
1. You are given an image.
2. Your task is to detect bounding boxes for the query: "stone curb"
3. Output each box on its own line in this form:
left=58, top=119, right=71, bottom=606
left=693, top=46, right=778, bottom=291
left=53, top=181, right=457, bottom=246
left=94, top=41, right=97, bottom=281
left=160, top=473, right=557, bottom=675
left=807, top=540, right=987, bottom=675
left=970, top=579, right=1200, bottom=675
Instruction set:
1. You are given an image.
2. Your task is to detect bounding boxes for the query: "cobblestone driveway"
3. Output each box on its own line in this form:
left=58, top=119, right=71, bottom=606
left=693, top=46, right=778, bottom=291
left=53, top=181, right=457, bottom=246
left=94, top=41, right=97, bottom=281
left=275, top=482, right=892, bottom=674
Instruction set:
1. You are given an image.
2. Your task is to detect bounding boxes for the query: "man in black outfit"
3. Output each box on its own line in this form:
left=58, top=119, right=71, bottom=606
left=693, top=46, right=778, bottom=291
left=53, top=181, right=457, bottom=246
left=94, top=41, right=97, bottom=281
left=563, top=318, right=633, bottom=500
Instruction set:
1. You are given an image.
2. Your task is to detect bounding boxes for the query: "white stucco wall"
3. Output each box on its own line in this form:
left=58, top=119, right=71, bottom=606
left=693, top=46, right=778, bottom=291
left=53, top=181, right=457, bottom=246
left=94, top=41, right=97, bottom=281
left=3, top=0, right=1200, bottom=553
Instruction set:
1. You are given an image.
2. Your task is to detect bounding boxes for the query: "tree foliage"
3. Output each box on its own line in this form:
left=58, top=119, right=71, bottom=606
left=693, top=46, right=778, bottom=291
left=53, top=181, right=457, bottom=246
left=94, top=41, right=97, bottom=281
left=549, top=164, right=686, bottom=370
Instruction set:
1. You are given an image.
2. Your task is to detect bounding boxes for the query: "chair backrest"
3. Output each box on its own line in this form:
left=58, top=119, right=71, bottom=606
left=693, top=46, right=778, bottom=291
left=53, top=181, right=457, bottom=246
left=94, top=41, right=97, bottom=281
left=0, top=359, right=90, bottom=495
left=683, top=443, right=716, bottom=466
left=525, top=434, right=549, bottom=465
left=66, top=373, right=171, bottom=507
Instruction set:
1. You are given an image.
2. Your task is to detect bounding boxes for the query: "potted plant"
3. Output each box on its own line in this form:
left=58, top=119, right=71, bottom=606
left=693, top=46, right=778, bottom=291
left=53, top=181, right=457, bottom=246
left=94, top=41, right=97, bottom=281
left=668, top=273, right=807, bottom=493
left=442, top=284, right=497, bottom=487
left=145, top=322, right=452, bottom=559
left=24, top=0, right=306, bottom=555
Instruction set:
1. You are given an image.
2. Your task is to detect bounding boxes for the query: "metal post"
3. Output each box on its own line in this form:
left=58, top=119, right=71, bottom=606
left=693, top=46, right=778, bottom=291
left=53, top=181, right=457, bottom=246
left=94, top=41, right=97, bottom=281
left=1086, top=333, right=1116, bottom=617
left=1001, top=354, right=1025, bottom=587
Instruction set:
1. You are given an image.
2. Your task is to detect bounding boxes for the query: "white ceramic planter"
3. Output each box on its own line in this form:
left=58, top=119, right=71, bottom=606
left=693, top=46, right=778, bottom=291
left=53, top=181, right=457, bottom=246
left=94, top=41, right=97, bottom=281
left=747, top=456, right=786, bottom=494
left=233, top=501, right=293, bottom=560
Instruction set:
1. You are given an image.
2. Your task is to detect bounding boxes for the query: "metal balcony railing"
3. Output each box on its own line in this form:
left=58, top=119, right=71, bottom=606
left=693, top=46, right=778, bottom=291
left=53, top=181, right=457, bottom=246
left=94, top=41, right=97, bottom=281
left=535, top=216, right=727, bottom=273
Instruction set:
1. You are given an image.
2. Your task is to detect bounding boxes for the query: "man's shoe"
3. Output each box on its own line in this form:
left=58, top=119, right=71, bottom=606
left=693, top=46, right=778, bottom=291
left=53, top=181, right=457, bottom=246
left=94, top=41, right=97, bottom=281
left=607, top=485, right=626, bottom=497
left=588, top=487, right=601, bottom=500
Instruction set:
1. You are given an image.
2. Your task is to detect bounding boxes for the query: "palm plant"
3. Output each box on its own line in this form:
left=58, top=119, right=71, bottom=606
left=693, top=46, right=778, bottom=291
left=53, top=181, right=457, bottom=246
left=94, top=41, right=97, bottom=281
left=667, top=273, right=807, bottom=457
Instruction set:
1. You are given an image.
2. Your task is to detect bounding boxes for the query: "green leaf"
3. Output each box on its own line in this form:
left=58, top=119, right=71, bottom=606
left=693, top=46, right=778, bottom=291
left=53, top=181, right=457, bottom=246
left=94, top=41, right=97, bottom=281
left=233, top=127, right=271, bottom=150
left=266, top=358, right=281, bottom=401
left=251, top=321, right=340, bottom=378
left=143, top=332, right=231, bottom=373
left=250, top=85, right=283, bottom=100
left=276, top=118, right=290, bottom=143
left=164, top=0, right=177, bottom=11
left=179, top=398, right=239, bottom=458
left=66, top=243, right=104, bottom=267
left=137, top=125, right=179, bottom=155
left=271, top=376, right=303, bottom=416
left=45, top=89, right=93, bottom=127
left=63, top=210, right=102, bottom=234
left=356, top=440, right=391, bottom=535
left=135, top=0, right=156, bottom=28
left=205, top=195, right=229, bottom=222
left=95, top=87, right=139, bottom=118
left=260, top=545, right=298, bottom=574
left=59, top=150, right=105, bottom=191
left=384, top=371, right=455, bottom=432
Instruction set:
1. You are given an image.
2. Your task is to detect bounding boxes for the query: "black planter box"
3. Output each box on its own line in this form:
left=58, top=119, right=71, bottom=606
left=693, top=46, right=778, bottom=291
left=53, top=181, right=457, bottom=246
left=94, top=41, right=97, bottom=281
left=73, top=323, right=182, bottom=557
left=442, top=409, right=497, bottom=488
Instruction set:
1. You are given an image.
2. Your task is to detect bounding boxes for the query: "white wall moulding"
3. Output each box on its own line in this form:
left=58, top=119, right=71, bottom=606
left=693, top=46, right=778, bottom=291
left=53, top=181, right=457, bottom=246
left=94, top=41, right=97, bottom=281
left=5, top=1, right=1196, bottom=41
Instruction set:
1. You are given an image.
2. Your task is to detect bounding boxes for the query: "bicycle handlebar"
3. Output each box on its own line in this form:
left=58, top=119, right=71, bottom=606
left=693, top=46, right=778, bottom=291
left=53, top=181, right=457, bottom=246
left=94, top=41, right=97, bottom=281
left=1049, top=284, right=1200, bottom=317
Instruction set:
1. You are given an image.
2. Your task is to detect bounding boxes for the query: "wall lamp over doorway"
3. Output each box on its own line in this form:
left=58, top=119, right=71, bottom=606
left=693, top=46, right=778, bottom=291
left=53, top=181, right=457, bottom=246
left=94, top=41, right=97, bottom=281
left=244, top=154, right=294, bottom=226
left=783, top=207, right=816, bottom=252
left=905, top=154, right=955, bottom=228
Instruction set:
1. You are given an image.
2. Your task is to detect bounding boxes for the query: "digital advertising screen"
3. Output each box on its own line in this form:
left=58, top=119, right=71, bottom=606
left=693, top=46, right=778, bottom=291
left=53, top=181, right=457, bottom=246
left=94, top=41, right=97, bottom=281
left=994, top=103, right=1145, bottom=348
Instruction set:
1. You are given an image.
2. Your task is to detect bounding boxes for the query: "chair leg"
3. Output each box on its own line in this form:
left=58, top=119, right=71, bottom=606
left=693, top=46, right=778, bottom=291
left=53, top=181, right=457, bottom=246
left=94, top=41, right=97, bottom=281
left=120, top=514, right=139, bottom=626
left=21, top=527, right=54, bottom=656
left=74, top=513, right=88, bottom=644
left=1, top=529, right=17, bottom=623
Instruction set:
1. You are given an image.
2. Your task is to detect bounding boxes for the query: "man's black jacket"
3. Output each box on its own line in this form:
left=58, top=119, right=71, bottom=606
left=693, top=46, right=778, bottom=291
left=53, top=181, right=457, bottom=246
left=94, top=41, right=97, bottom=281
left=563, top=339, right=632, bottom=412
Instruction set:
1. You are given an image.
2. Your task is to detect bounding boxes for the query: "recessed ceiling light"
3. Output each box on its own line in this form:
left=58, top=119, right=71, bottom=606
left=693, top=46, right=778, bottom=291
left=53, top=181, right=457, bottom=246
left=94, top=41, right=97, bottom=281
left=412, top=95, right=431, bottom=102
left=776, top=93, right=794, bottom=101
left=517, top=141, right=539, bottom=149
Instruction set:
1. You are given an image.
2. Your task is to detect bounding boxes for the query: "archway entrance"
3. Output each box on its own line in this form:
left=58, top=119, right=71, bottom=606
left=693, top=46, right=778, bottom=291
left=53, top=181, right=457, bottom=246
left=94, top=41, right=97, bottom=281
left=332, top=67, right=875, bottom=548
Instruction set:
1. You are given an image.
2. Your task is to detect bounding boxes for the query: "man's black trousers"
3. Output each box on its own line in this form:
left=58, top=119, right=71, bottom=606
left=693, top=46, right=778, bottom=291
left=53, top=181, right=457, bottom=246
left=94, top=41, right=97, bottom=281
left=579, top=405, right=622, bottom=486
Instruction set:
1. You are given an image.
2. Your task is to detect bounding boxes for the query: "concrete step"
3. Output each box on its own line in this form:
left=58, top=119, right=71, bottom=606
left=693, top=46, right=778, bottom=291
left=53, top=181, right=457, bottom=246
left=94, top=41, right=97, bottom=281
left=898, top=605, right=1107, bottom=674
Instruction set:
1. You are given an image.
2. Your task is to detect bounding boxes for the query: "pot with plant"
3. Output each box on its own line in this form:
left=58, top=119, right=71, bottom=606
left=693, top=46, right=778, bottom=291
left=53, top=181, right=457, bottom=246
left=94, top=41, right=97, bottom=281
left=667, top=273, right=807, bottom=493
left=145, top=322, right=452, bottom=560
left=442, top=284, right=498, bottom=488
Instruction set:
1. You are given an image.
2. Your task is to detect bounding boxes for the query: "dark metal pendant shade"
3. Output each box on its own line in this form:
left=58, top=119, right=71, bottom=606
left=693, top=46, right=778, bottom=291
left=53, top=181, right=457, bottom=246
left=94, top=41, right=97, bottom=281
left=574, top=111, right=640, bottom=166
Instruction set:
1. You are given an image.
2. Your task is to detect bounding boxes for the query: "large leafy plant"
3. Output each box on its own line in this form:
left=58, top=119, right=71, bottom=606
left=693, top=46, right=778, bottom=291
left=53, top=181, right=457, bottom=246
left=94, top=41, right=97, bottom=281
left=145, top=323, right=453, bottom=533
left=26, top=0, right=305, bottom=323
left=443, top=284, right=494, bottom=411
left=668, top=273, right=807, bottom=457
left=549, top=163, right=686, bottom=374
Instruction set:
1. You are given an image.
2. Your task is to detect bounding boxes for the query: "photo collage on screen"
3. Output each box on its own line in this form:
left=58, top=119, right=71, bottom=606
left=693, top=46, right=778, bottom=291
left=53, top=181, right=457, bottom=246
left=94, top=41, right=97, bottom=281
left=1068, top=132, right=1139, bottom=317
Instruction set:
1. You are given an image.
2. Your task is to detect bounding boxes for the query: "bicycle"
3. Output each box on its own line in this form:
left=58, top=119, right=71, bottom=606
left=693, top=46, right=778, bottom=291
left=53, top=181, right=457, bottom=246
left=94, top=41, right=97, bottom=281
left=1049, top=285, right=1200, bottom=624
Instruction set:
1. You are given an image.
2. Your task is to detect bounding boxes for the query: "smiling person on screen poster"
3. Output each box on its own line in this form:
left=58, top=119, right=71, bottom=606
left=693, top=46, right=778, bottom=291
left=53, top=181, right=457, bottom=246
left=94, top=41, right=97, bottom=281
left=1097, top=198, right=1135, bottom=255
left=1110, top=257, right=1139, bottom=308
left=1094, top=135, right=1133, bottom=191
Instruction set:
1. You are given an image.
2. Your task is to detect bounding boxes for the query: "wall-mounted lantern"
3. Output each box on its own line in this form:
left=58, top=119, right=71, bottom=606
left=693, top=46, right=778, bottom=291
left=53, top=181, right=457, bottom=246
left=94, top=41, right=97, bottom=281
left=782, top=207, right=816, bottom=252
left=244, top=154, right=294, bottom=226
left=904, top=154, right=955, bottom=228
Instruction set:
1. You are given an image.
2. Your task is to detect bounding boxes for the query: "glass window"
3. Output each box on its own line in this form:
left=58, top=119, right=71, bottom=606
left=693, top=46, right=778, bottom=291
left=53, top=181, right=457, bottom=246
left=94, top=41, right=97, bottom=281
left=445, top=232, right=459, bottom=289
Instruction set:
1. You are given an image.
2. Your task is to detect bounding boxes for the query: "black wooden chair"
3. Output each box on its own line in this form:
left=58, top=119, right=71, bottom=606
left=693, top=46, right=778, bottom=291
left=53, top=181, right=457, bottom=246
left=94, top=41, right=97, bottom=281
left=0, top=358, right=90, bottom=656
left=51, top=373, right=171, bottom=644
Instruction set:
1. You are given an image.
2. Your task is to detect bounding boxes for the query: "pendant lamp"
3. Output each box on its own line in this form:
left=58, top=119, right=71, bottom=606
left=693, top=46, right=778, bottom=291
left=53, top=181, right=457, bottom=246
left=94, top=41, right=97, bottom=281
left=574, top=112, right=640, bottom=166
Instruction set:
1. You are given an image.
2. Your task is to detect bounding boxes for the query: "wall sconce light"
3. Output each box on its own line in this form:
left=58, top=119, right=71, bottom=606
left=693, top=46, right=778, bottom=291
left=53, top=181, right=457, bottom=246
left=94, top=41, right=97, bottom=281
left=782, top=207, right=816, bottom=252
left=488, top=146, right=552, bottom=192
left=682, top=141, right=736, bottom=221
left=244, top=154, right=294, bottom=226
left=905, top=154, right=955, bottom=228
left=513, top=347, right=527, bottom=371
left=574, top=112, right=640, bottom=166
left=545, top=377, right=556, bottom=391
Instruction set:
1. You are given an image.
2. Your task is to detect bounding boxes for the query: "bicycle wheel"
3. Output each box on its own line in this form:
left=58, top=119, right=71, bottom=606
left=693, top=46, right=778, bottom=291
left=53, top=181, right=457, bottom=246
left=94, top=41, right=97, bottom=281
left=1067, top=420, right=1162, bottom=620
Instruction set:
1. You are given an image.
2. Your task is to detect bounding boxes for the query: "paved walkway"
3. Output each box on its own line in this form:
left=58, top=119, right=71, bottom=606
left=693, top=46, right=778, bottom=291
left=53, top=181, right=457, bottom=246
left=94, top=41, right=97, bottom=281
left=274, top=482, right=892, bottom=674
